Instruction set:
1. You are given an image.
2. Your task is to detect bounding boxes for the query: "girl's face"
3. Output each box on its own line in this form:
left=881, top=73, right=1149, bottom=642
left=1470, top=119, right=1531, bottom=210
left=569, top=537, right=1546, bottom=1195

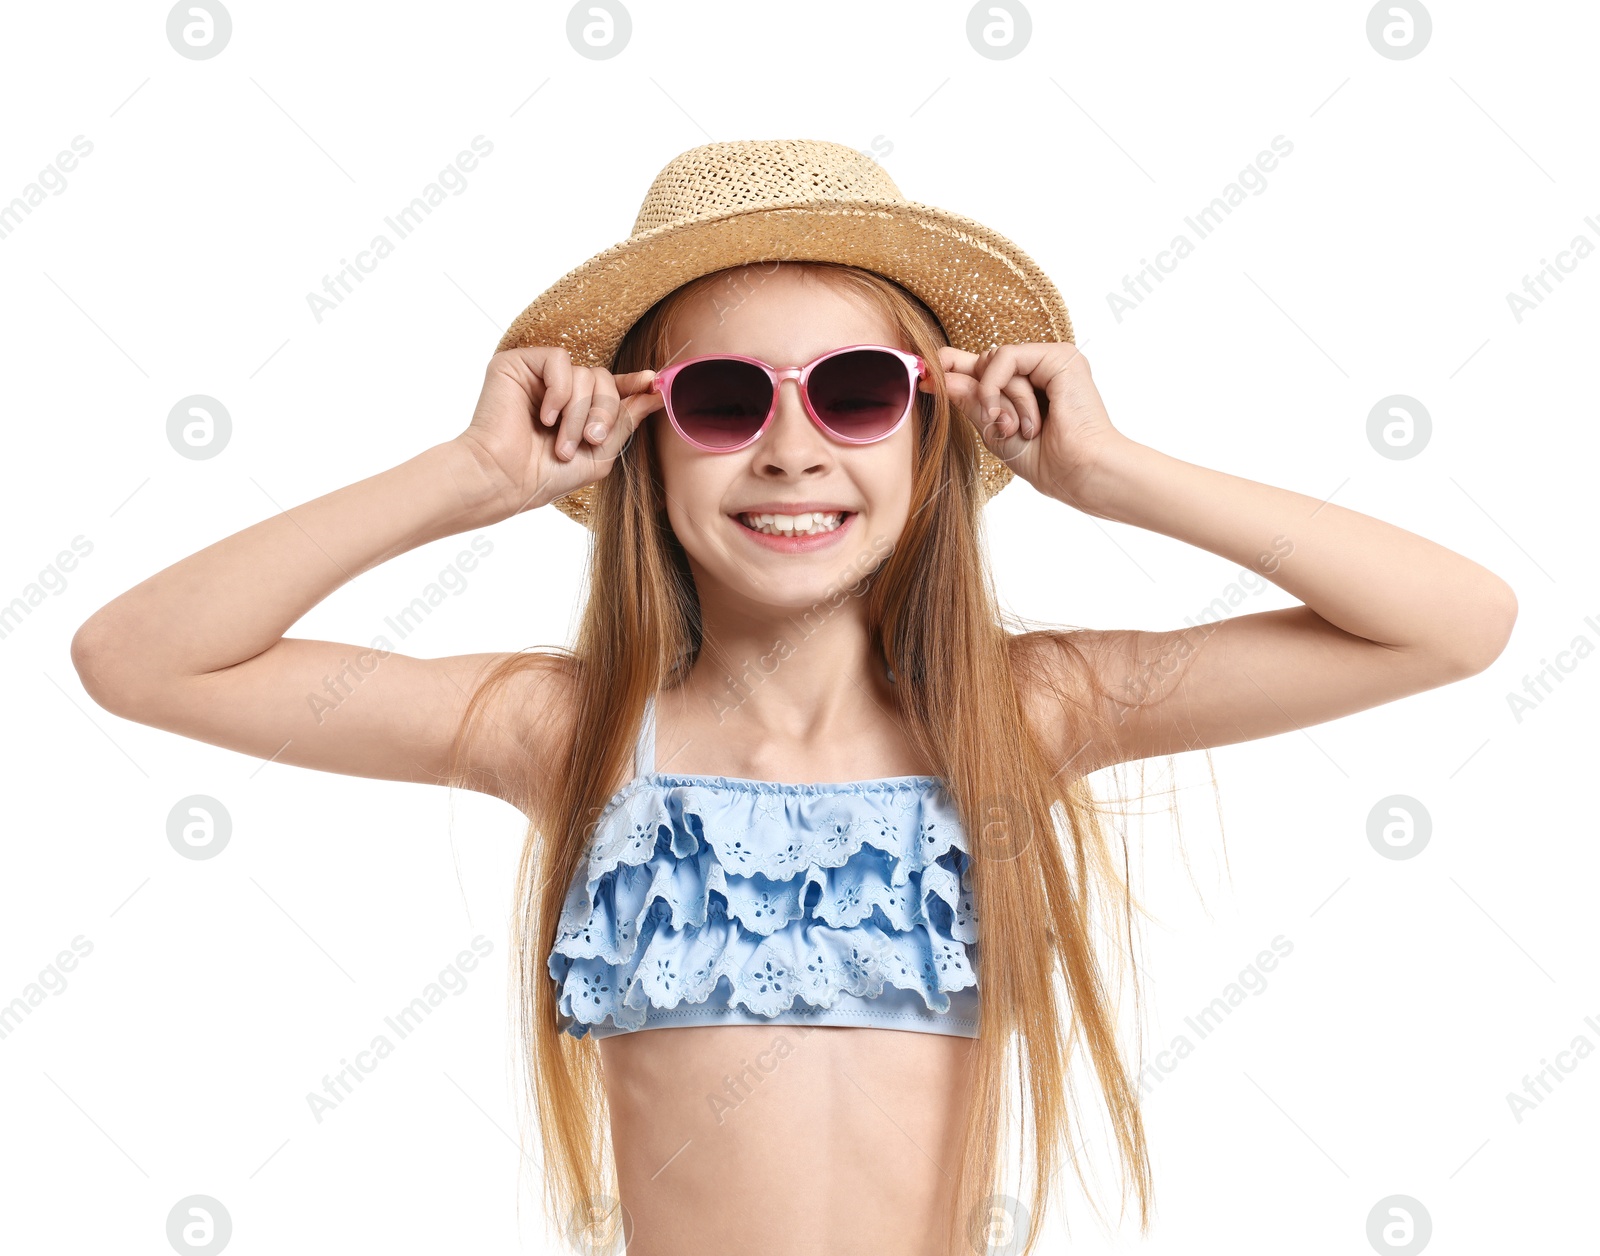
left=650, top=266, right=918, bottom=611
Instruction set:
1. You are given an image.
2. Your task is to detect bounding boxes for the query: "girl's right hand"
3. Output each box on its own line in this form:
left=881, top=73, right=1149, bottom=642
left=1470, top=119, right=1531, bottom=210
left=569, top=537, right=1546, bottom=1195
left=454, top=346, right=663, bottom=516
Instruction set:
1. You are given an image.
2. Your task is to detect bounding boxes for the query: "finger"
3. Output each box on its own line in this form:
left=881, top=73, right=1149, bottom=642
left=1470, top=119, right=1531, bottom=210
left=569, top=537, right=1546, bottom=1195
left=941, top=372, right=1011, bottom=449
left=623, top=385, right=665, bottom=424
left=614, top=384, right=664, bottom=452
left=619, top=372, right=663, bottom=432
left=1002, top=378, right=1042, bottom=439
left=918, top=346, right=985, bottom=400
left=583, top=370, right=621, bottom=448
left=554, top=368, right=596, bottom=460
left=612, top=368, right=658, bottom=397
left=535, top=347, right=574, bottom=427
left=939, top=345, right=983, bottom=377
left=975, top=346, right=1022, bottom=437
left=587, top=369, right=662, bottom=448
left=582, top=376, right=663, bottom=467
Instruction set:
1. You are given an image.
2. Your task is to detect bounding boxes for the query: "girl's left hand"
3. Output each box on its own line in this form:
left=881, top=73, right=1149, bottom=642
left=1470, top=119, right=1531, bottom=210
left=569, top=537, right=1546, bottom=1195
left=920, top=342, right=1127, bottom=510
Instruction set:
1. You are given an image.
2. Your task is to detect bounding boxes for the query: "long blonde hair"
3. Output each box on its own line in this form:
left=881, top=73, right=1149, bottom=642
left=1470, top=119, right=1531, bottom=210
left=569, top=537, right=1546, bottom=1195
left=449, top=260, right=1211, bottom=1253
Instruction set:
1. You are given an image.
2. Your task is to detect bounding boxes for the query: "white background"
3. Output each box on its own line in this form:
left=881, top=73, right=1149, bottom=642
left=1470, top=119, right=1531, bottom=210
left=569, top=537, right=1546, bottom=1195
left=1, top=1, right=1595, bottom=1252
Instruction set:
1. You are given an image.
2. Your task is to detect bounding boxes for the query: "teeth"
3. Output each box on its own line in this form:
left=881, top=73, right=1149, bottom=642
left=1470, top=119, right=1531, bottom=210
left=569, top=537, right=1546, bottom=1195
left=738, top=511, right=846, bottom=537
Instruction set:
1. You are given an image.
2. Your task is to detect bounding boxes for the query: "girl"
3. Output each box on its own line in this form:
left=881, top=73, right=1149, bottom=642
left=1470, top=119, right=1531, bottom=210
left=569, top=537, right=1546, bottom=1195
left=72, top=140, right=1517, bottom=1256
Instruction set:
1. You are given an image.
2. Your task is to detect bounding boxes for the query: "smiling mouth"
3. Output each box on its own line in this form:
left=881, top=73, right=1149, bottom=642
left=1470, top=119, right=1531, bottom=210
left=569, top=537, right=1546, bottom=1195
left=734, top=511, right=854, bottom=537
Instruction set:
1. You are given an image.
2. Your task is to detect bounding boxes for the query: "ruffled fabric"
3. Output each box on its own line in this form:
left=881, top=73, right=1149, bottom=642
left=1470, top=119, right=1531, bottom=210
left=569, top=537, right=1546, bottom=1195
left=547, top=773, right=980, bottom=1038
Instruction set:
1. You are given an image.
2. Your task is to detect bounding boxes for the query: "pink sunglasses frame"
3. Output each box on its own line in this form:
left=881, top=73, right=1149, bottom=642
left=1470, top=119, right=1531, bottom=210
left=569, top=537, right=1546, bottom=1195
left=648, top=343, right=928, bottom=454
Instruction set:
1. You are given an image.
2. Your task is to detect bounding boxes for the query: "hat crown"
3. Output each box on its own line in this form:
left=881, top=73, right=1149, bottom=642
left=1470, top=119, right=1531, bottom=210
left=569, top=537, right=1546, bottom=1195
left=630, top=139, right=906, bottom=237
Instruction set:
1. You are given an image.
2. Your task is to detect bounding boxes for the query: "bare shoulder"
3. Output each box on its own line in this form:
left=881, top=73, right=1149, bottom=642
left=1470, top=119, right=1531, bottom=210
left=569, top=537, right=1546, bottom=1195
left=1007, top=628, right=1130, bottom=781
left=464, top=650, right=582, bottom=818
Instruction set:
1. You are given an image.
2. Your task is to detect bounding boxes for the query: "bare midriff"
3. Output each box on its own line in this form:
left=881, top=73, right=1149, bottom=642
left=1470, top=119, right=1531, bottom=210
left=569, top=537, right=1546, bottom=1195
left=596, top=1023, right=979, bottom=1256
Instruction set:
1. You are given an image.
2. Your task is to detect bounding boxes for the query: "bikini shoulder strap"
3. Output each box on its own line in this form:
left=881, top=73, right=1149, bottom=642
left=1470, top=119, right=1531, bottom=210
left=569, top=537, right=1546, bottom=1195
left=634, top=693, right=657, bottom=779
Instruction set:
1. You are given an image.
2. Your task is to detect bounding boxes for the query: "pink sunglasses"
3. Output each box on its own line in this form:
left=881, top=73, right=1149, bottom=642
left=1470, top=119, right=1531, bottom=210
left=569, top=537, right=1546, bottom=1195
left=648, top=343, right=927, bottom=453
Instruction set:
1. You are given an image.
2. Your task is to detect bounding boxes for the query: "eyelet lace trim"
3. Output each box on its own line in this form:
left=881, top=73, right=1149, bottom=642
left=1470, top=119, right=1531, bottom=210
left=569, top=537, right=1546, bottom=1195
left=547, top=775, right=980, bottom=1038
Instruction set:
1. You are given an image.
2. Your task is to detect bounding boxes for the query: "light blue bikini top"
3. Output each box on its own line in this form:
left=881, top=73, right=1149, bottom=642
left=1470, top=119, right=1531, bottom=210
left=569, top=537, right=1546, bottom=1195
left=547, top=692, right=982, bottom=1040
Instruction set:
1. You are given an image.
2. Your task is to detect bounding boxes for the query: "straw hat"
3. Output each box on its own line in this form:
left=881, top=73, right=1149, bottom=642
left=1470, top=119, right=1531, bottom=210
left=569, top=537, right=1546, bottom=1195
left=494, top=138, right=1074, bottom=530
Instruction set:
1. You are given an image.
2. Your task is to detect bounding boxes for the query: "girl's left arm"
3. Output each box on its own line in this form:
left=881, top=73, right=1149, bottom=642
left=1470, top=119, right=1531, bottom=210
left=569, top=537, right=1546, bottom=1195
left=936, top=344, right=1519, bottom=774
left=1060, top=435, right=1518, bottom=773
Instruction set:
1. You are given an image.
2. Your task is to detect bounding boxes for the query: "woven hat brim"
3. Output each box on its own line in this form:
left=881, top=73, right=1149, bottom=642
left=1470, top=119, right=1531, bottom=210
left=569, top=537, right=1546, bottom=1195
left=496, top=199, right=1075, bottom=529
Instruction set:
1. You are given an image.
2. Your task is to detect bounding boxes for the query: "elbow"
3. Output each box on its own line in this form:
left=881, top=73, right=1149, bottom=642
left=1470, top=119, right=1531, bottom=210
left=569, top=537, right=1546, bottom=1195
left=1445, top=577, right=1519, bottom=677
left=70, top=616, right=136, bottom=714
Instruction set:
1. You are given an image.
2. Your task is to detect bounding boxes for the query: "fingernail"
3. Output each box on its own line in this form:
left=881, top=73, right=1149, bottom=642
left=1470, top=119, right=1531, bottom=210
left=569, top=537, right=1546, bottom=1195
left=558, top=440, right=576, bottom=459
left=585, top=422, right=606, bottom=442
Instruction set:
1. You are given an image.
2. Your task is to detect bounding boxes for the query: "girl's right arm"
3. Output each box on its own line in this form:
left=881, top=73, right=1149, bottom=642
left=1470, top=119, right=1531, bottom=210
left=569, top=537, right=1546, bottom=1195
left=68, top=347, right=661, bottom=813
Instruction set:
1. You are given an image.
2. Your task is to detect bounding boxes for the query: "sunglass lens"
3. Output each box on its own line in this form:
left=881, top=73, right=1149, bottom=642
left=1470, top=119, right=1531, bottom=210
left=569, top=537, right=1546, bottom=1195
left=669, top=359, right=773, bottom=449
left=807, top=349, right=910, bottom=440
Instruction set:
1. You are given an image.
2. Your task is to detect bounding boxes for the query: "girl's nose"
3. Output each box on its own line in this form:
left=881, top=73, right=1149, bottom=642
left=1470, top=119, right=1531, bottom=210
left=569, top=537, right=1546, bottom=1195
left=758, top=379, right=830, bottom=461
